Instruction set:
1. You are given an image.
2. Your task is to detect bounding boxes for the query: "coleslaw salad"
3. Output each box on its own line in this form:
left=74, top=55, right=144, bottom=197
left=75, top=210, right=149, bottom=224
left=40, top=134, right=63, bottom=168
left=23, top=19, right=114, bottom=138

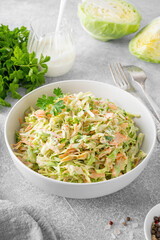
left=12, top=89, right=146, bottom=183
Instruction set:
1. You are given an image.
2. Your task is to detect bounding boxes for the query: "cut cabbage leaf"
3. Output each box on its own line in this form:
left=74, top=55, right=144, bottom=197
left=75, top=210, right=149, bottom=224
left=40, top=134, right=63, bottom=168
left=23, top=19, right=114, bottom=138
left=129, top=17, right=160, bottom=63
left=78, top=0, right=141, bottom=41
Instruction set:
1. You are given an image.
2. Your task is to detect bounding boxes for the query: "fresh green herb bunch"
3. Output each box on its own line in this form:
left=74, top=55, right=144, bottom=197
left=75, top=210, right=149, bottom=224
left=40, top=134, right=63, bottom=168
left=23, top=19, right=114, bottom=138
left=0, top=24, right=50, bottom=107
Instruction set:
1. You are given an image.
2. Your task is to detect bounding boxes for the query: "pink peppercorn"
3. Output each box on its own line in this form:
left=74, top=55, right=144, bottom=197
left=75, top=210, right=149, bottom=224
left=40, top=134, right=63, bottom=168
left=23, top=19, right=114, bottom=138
left=109, top=220, right=113, bottom=225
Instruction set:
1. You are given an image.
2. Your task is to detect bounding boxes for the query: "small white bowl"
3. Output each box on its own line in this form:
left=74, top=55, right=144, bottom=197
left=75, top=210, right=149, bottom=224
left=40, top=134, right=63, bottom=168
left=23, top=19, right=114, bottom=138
left=144, top=204, right=160, bottom=240
left=4, top=80, right=156, bottom=199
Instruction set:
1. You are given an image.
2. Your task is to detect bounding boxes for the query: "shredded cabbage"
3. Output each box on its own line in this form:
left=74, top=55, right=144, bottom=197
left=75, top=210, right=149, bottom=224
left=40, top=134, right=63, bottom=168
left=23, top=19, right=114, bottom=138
left=13, top=90, right=146, bottom=183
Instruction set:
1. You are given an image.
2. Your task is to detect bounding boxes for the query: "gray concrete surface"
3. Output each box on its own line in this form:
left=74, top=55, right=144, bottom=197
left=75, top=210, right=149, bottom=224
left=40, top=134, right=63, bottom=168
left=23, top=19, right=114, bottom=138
left=0, top=0, right=160, bottom=239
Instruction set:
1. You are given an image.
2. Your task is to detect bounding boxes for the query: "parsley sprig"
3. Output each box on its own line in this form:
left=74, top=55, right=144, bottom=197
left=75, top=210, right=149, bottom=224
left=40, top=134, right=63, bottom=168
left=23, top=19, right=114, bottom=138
left=0, top=24, right=50, bottom=107
left=36, top=88, right=65, bottom=116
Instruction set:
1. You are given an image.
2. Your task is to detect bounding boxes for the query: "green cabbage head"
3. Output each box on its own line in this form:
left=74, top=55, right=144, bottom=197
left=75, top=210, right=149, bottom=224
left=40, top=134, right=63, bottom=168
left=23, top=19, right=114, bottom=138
left=129, top=17, right=160, bottom=63
left=78, top=0, right=141, bottom=41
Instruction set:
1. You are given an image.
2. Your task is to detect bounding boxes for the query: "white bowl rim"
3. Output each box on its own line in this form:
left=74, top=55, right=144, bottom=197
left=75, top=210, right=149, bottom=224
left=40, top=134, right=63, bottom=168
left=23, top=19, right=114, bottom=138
left=144, top=203, right=160, bottom=240
left=4, top=79, right=157, bottom=186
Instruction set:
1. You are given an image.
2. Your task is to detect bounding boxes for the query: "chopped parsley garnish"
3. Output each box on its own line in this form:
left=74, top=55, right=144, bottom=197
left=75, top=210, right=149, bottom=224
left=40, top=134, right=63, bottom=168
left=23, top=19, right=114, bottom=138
left=105, top=136, right=113, bottom=141
left=36, top=88, right=65, bottom=116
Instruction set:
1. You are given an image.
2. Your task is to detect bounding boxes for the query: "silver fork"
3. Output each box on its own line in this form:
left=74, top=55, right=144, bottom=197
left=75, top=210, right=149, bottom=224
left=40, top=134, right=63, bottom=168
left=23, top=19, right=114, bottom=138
left=108, top=63, right=160, bottom=142
left=124, top=65, right=160, bottom=123
left=108, top=63, right=132, bottom=91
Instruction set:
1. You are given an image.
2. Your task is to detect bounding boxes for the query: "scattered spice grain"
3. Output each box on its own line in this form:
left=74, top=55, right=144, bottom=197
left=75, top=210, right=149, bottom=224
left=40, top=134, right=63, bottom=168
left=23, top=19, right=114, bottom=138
left=109, top=220, right=113, bottom=226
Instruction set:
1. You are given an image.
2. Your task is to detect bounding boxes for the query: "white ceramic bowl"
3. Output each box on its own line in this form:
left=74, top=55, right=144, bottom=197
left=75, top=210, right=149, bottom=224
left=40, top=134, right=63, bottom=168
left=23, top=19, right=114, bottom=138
left=144, top=204, right=160, bottom=240
left=4, top=80, right=156, bottom=199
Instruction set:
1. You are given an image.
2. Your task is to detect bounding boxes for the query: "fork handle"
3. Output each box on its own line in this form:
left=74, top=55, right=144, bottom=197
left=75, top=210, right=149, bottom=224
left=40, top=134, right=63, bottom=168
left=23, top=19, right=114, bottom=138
left=141, top=87, right=160, bottom=123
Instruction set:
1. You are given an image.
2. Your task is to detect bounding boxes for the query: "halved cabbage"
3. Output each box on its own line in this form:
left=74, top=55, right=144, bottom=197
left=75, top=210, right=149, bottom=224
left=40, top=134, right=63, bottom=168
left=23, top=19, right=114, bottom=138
left=129, top=17, right=160, bottom=63
left=78, top=0, right=141, bottom=41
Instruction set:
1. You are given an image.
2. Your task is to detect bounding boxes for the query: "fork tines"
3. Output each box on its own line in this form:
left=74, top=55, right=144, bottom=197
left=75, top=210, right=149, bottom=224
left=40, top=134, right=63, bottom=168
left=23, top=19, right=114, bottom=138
left=108, top=63, right=130, bottom=90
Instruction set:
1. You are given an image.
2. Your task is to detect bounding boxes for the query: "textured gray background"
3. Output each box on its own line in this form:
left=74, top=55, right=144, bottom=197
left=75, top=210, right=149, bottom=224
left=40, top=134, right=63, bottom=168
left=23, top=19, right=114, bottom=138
left=0, top=0, right=160, bottom=239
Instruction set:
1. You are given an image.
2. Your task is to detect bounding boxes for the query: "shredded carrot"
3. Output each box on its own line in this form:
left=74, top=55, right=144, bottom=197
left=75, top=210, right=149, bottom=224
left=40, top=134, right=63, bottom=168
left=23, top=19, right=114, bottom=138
left=104, top=112, right=114, bottom=119
left=116, top=153, right=125, bottom=160
left=58, top=143, right=65, bottom=149
left=90, top=171, right=105, bottom=179
left=110, top=132, right=129, bottom=146
left=59, top=148, right=77, bottom=159
left=12, top=142, right=22, bottom=149
left=107, top=103, right=117, bottom=110
left=99, top=148, right=112, bottom=158
left=134, top=159, right=139, bottom=167
left=25, top=125, right=32, bottom=132
left=111, top=167, right=116, bottom=177
left=19, top=117, right=22, bottom=125
left=34, top=110, right=46, bottom=118
left=21, top=139, right=34, bottom=147
left=17, top=156, right=23, bottom=161
left=63, top=96, right=69, bottom=102
left=83, top=176, right=90, bottom=183
left=120, top=123, right=128, bottom=129
left=61, top=155, right=77, bottom=162
left=19, top=146, right=27, bottom=151
left=91, top=109, right=98, bottom=114
left=46, top=113, right=52, bottom=118
left=77, top=152, right=88, bottom=160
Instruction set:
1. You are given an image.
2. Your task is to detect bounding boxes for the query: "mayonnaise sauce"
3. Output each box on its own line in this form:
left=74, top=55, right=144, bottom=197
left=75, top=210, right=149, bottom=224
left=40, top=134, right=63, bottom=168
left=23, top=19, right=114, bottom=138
left=29, top=0, right=75, bottom=77
left=37, top=32, right=75, bottom=77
